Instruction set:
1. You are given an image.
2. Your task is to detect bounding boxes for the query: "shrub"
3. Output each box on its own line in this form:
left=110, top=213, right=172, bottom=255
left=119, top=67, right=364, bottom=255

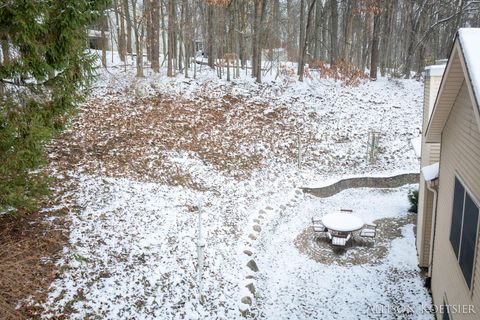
left=408, top=189, right=419, bottom=213
left=309, top=59, right=369, bottom=86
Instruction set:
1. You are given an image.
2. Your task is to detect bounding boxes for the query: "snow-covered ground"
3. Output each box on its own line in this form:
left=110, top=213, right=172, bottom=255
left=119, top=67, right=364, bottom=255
left=36, top=53, right=431, bottom=319
left=254, top=186, right=432, bottom=319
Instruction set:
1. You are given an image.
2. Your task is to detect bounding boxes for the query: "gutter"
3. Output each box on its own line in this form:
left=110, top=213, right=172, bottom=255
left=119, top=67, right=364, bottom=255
left=426, top=179, right=439, bottom=279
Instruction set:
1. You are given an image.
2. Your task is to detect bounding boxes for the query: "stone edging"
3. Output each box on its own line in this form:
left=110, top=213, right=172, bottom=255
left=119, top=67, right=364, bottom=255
left=238, top=189, right=303, bottom=317
left=301, top=173, right=419, bottom=198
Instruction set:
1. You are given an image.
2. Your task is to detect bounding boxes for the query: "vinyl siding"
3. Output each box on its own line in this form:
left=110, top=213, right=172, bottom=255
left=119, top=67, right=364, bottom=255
left=431, top=82, right=480, bottom=319
left=427, top=45, right=467, bottom=143
left=417, top=74, right=442, bottom=267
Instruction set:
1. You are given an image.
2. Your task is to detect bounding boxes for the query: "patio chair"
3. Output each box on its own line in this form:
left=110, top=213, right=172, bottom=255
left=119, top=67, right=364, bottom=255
left=360, top=223, right=377, bottom=239
left=312, top=218, right=331, bottom=241
left=331, top=233, right=351, bottom=247
left=312, top=217, right=328, bottom=233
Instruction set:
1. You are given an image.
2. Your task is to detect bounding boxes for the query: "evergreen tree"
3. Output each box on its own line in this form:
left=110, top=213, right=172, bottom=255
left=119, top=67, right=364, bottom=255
left=0, top=0, right=110, bottom=212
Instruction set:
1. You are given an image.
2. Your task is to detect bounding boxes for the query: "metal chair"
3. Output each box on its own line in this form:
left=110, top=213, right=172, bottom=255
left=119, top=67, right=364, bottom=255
left=331, top=233, right=351, bottom=247
left=312, top=217, right=328, bottom=232
left=360, top=223, right=377, bottom=241
left=312, top=217, right=331, bottom=241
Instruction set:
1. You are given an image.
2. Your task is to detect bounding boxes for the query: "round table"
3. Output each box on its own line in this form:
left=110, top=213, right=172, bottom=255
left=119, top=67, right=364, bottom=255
left=322, top=212, right=364, bottom=232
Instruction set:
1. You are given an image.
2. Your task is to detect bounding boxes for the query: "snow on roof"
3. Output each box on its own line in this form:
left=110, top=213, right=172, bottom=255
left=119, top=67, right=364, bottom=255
left=421, top=162, right=439, bottom=181
left=458, top=28, right=480, bottom=108
left=424, top=64, right=446, bottom=77
left=410, top=136, right=422, bottom=159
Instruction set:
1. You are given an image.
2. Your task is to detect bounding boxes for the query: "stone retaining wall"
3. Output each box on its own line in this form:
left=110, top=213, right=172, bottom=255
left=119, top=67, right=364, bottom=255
left=302, top=173, right=419, bottom=198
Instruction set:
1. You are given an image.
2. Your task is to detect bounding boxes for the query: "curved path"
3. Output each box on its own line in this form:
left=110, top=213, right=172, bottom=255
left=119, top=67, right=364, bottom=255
left=237, top=172, right=425, bottom=318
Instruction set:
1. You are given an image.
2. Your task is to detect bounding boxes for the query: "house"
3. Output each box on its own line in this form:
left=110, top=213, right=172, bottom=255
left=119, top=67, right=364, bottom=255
left=416, top=60, right=445, bottom=269
left=417, top=28, right=480, bottom=319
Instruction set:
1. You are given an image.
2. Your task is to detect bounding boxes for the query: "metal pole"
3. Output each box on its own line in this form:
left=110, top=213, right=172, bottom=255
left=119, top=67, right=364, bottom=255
left=197, top=205, right=205, bottom=303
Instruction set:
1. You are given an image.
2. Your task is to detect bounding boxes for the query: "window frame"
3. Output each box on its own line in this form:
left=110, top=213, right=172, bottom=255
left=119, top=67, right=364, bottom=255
left=448, top=174, right=480, bottom=293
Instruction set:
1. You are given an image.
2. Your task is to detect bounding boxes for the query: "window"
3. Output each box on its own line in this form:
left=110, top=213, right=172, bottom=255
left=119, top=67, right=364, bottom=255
left=449, top=177, right=480, bottom=289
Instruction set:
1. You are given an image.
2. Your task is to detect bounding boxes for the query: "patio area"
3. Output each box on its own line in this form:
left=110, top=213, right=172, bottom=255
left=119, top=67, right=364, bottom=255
left=296, top=213, right=416, bottom=266
left=252, top=185, right=434, bottom=319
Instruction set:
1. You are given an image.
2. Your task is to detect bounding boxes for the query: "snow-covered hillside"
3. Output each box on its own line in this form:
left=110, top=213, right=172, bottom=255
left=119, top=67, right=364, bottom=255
left=37, top=57, right=431, bottom=319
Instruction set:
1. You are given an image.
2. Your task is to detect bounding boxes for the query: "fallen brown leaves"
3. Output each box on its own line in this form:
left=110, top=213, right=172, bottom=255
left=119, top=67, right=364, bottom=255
left=310, top=59, right=369, bottom=86
left=0, top=210, right=68, bottom=319
left=48, top=90, right=316, bottom=186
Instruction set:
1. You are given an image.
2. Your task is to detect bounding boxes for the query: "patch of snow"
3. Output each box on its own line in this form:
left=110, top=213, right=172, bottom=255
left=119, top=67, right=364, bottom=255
left=410, top=136, right=422, bottom=159
left=421, top=162, right=439, bottom=181
left=254, top=186, right=432, bottom=320
left=458, top=28, right=480, bottom=106
left=321, top=212, right=365, bottom=232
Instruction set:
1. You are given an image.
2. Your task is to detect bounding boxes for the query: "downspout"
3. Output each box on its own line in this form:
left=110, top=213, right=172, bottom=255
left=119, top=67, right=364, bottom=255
left=426, top=179, right=438, bottom=278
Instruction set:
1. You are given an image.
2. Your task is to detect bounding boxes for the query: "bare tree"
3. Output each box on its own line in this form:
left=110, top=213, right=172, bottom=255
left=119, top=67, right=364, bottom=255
left=152, top=0, right=161, bottom=72
left=370, top=1, right=382, bottom=79
left=101, top=13, right=108, bottom=68
left=123, top=0, right=133, bottom=57
left=330, top=0, right=338, bottom=65
left=299, top=0, right=318, bottom=81
left=132, top=0, right=145, bottom=77
left=167, top=0, right=175, bottom=76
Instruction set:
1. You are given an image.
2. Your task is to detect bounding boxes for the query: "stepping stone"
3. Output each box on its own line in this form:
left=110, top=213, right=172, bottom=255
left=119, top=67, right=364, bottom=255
left=239, top=305, right=250, bottom=317
left=265, top=206, right=273, bottom=210
left=295, top=189, right=303, bottom=195
left=248, top=234, right=257, bottom=240
left=247, top=259, right=259, bottom=272
left=280, top=205, right=286, bottom=210
left=246, top=283, right=256, bottom=295
left=253, top=219, right=260, bottom=224
left=253, top=225, right=261, bottom=232
left=258, top=215, right=264, bottom=219
left=259, top=210, right=266, bottom=215
left=243, top=250, right=253, bottom=256
left=245, top=275, right=255, bottom=279
left=241, top=296, right=252, bottom=305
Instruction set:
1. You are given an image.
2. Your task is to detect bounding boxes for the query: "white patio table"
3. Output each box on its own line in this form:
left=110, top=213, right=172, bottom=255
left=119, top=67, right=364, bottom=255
left=321, top=212, right=364, bottom=233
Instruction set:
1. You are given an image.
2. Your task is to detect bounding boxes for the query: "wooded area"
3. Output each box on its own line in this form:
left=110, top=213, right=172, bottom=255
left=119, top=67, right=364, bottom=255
left=1, top=0, right=480, bottom=210
left=96, top=0, right=480, bottom=82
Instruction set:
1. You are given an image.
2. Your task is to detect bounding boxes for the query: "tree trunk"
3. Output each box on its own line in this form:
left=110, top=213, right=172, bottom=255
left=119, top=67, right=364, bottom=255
left=114, top=0, right=126, bottom=62
left=370, top=10, right=380, bottom=80
left=101, top=14, right=107, bottom=68
left=286, top=0, right=294, bottom=60
left=182, top=0, right=189, bottom=77
left=252, top=0, right=267, bottom=83
left=132, top=0, right=144, bottom=77
left=207, top=5, right=214, bottom=69
left=151, top=0, right=160, bottom=72
left=298, top=0, right=305, bottom=72
left=342, top=0, right=353, bottom=62
left=123, top=0, right=133, bottom=56
left=403, top=0, right=414, bottom=78
left=299, top=0, right=317, bottom=81
left=252, top=1, right=259, bottom=77
left=313, top=0, right=323, bottom=60
left=330, top=0, right=338, bottom=65
left=167, top=0, right=175, bottom=76
left=145, top=0, right=152, bottom=62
